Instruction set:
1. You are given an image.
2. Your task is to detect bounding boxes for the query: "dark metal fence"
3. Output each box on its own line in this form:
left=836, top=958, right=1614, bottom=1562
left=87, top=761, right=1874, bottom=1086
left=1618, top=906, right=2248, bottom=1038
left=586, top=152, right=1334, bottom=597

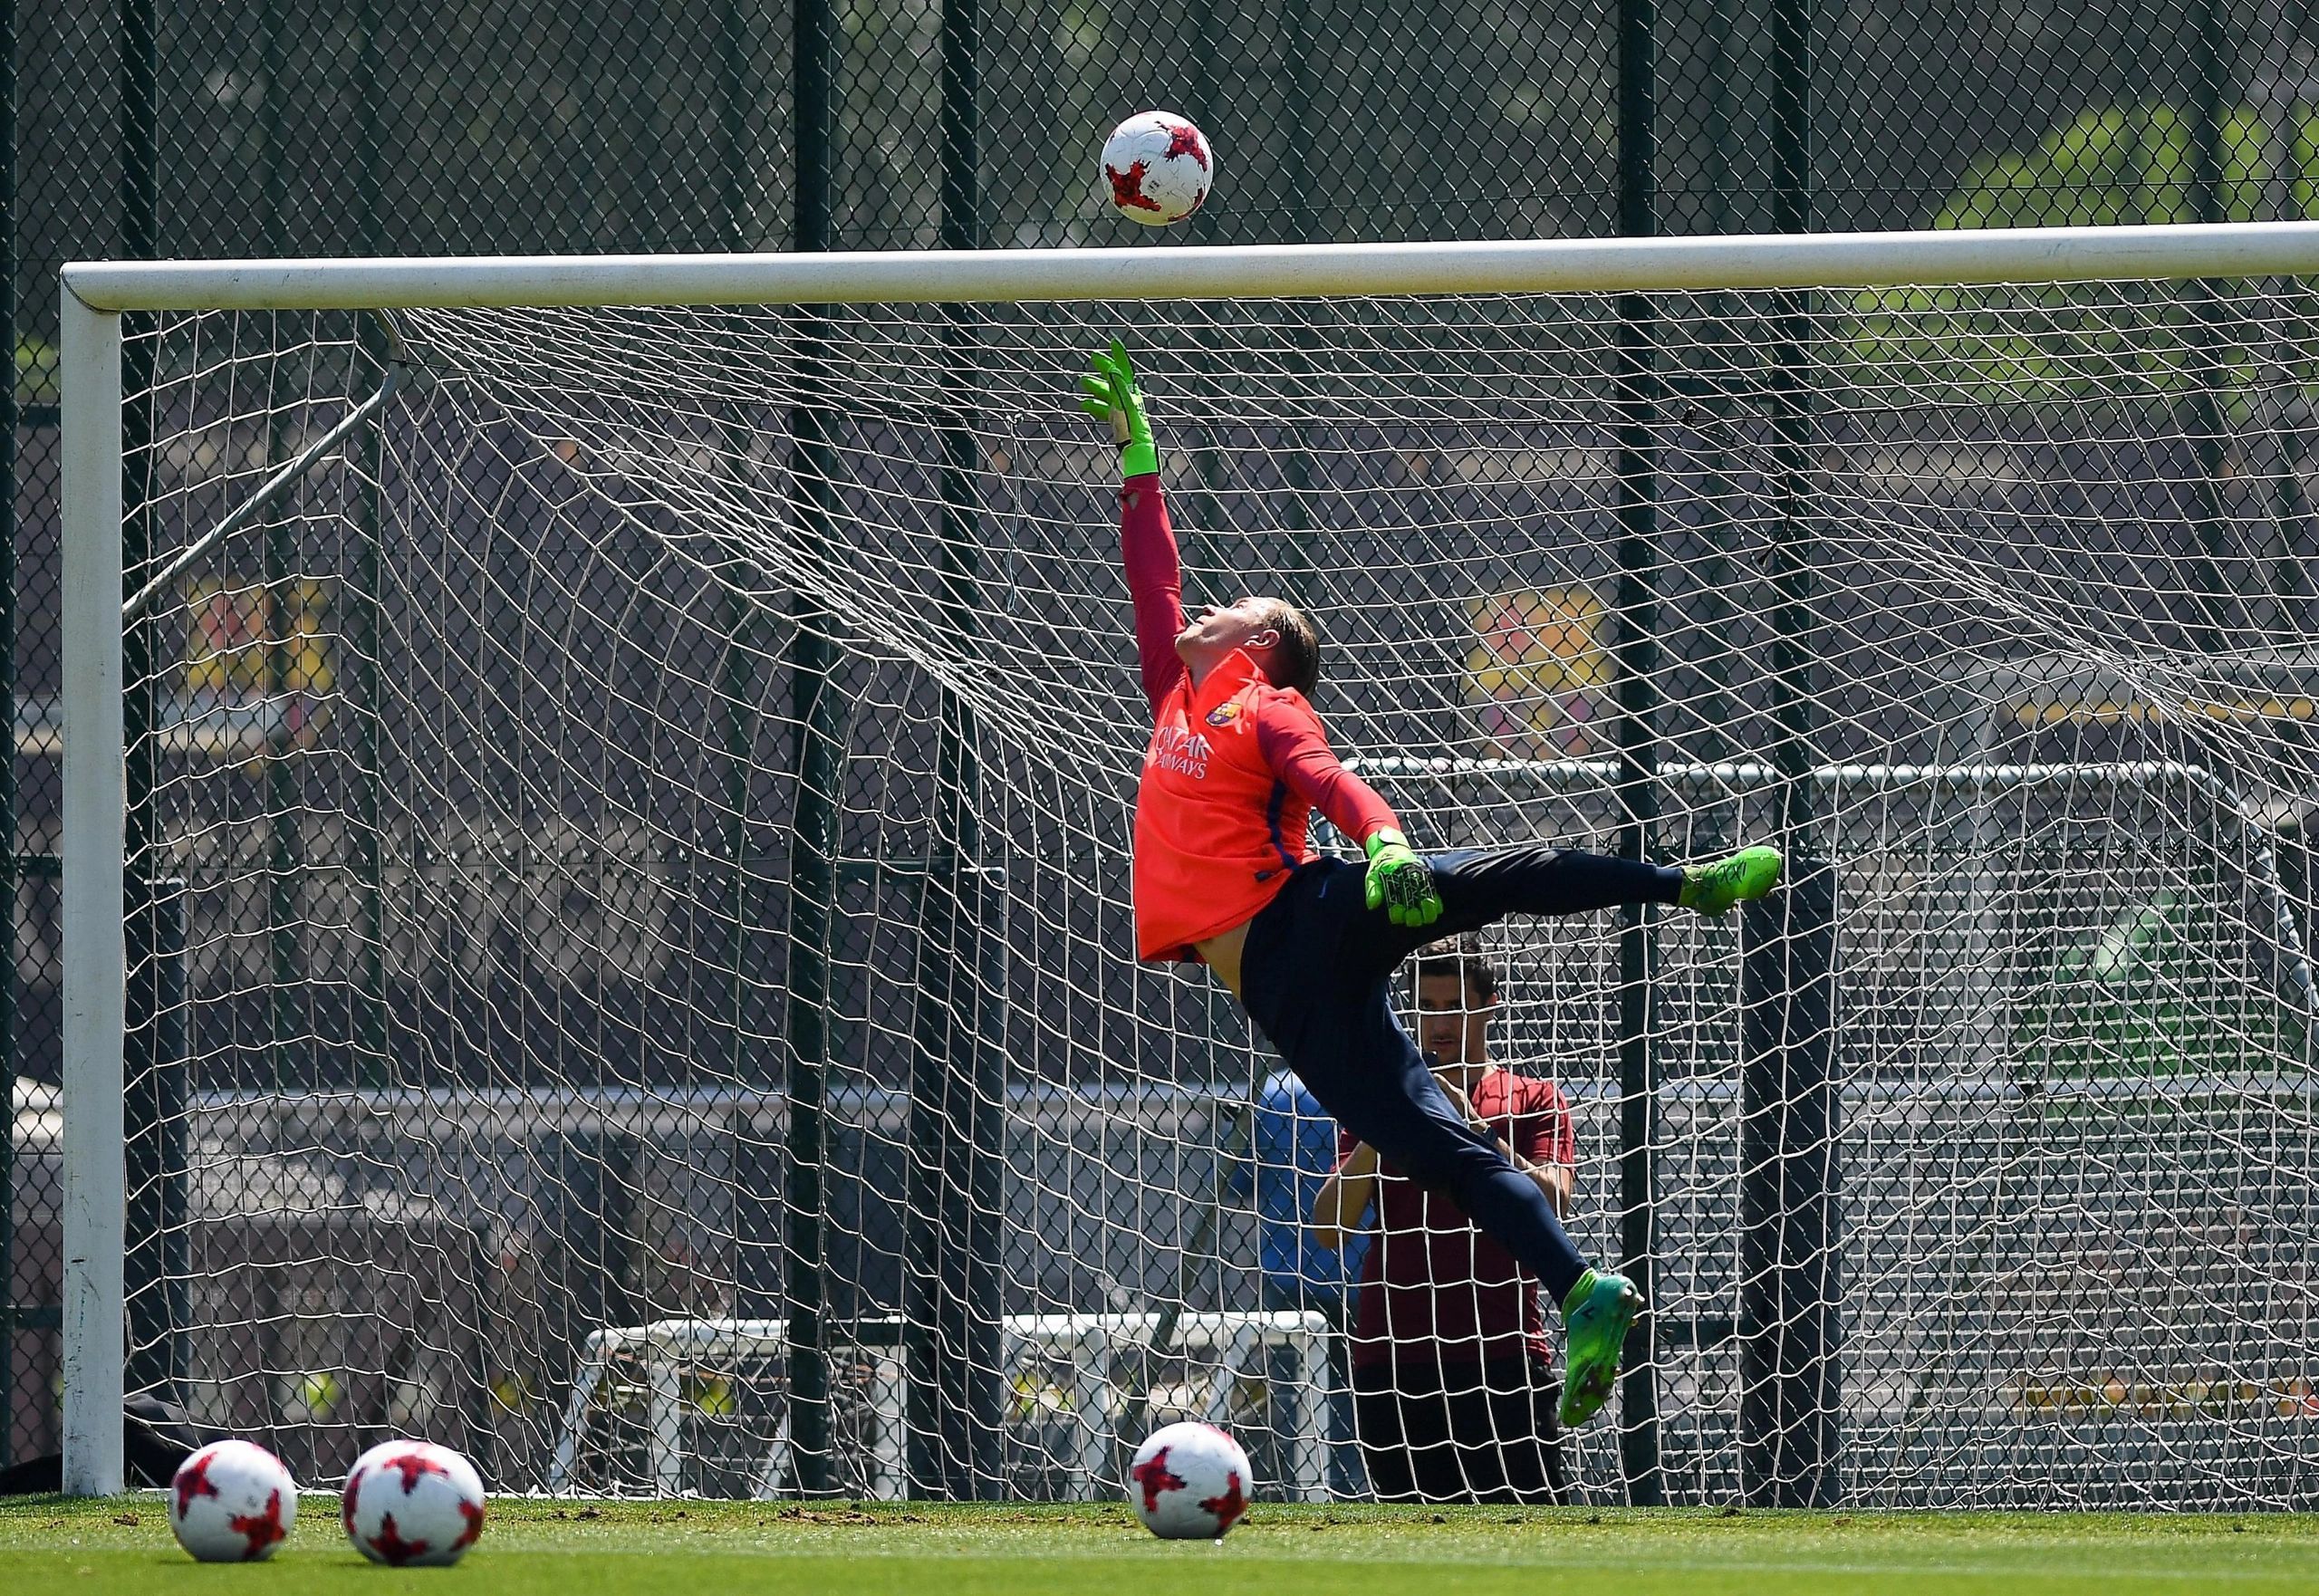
left=10, top=0, right=2319, bottom=1476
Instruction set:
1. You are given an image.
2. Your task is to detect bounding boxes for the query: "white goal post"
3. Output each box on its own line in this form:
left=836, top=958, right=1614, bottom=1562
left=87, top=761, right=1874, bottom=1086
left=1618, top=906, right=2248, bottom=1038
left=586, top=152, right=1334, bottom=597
left=58, top=219, right=2319, bottom=1499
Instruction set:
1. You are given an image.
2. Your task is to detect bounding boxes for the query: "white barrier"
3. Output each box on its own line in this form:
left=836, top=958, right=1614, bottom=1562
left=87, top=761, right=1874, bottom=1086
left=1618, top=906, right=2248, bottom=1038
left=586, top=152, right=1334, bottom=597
left=547, top=1309, right=1332, bottom=1502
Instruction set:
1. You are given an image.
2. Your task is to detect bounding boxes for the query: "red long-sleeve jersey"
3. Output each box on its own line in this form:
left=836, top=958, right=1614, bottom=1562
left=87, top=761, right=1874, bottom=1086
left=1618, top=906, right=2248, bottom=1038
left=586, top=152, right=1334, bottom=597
left=1121, top=473, right=1401, bottom=962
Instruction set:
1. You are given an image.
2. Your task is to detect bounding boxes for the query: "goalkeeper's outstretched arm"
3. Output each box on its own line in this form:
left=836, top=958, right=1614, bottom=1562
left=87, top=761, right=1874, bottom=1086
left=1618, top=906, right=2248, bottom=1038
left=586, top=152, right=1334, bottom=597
left=1083, top=341, right=1185, bottom=710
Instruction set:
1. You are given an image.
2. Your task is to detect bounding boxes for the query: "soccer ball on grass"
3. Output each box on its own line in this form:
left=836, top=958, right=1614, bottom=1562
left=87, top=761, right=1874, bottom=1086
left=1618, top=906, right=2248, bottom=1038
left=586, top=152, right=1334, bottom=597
left=1127, top=1420, right=1253, bottom=1539
left=1102, top=111, right=1215, bottom=225
left=342, top=1438, right=487, bottom=1567
left=168, top=1438, right=298, bottom=1562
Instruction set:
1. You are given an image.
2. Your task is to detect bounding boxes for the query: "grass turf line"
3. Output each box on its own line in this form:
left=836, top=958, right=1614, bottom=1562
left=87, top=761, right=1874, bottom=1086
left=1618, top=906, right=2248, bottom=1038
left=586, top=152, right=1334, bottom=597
left=5, top=1496, right=2317, bottom=1594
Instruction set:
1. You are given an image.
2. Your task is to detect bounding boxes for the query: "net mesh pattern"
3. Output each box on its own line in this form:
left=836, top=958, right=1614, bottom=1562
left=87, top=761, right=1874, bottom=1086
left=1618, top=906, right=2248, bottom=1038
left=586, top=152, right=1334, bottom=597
left=111, top=274, right=2319, bottom=1506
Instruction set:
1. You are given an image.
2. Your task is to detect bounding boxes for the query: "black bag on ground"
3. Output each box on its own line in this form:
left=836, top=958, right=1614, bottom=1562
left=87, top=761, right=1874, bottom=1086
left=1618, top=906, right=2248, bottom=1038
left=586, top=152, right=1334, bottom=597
left=0, top=1391, right=218, bottom=1495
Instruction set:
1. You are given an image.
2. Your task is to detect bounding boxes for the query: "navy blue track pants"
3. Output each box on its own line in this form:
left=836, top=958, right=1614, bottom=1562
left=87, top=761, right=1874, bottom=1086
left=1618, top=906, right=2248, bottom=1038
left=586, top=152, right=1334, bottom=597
left=1238, top=843, right=1683, bottom=1303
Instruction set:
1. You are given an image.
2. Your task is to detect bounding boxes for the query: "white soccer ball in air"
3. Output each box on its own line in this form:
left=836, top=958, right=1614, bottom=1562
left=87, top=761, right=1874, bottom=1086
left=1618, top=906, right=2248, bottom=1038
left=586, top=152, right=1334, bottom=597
left=1127, top=1419, right=1253, bottom=1539
left=1102, top=111, right=1215, bottom=225
left=168, top=1438, right=297, bottom=1562
left=342, top=1438, right=487, bottom=1567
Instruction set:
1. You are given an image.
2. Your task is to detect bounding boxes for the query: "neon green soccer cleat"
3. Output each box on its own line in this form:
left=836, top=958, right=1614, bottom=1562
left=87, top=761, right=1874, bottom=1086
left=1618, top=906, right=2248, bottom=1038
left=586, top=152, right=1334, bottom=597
left=1558, top=1268, right=1643, bottom=1428
left=1678, top=843, right=1784, bottom=916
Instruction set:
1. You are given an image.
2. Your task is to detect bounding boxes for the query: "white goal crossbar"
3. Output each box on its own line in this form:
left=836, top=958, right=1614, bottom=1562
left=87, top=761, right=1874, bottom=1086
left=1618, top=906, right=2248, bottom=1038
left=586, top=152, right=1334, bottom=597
left=57, top=218, right=2319, bottom=1495
left=55, top=220, right=2319, bottom=311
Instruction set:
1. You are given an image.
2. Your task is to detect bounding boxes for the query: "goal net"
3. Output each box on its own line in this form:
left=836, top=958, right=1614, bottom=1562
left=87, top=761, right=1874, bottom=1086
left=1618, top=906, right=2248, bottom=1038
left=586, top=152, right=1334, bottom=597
left=59, top=231, right=2319, bottom=1507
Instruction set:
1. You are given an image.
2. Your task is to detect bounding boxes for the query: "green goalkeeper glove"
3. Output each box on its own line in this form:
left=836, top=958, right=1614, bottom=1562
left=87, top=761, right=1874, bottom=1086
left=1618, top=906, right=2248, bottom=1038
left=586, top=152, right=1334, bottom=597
left=1079, top=339, right=1160, bottom=479
left=1363, top=829, right=1443, bottom=928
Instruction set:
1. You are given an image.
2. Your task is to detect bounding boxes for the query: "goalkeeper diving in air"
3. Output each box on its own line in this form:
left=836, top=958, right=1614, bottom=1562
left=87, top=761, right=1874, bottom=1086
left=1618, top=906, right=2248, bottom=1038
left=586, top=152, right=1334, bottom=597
left=1081, top=341, right=1784, bottom=1426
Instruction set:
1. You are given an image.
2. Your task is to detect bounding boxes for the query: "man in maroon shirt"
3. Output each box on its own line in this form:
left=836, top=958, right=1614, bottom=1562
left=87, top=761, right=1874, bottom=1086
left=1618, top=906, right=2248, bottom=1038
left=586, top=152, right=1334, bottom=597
left=1312, top=936, right=1576, bottom=1503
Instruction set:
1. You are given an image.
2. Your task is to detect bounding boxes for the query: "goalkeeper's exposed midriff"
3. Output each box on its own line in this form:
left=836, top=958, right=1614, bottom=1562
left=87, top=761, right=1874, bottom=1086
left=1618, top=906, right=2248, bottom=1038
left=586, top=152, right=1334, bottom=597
left=1191, top=926, right=1251, bottom=996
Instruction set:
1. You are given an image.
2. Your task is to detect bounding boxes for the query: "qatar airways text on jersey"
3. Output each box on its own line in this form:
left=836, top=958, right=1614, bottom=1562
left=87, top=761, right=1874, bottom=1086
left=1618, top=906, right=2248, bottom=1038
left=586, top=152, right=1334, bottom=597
left=1149, top=726, right=1214, bottom=779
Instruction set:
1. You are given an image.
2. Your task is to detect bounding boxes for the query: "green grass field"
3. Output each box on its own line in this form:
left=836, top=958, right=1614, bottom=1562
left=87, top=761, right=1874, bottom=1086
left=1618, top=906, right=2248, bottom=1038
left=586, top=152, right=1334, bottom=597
left=6, top=1496, right=2318, bottom=1595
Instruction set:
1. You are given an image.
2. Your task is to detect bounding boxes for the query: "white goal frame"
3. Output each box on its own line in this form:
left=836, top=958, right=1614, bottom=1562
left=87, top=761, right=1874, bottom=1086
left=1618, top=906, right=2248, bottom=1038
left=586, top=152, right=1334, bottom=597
left=57, top=217, right=2319, bottom=1495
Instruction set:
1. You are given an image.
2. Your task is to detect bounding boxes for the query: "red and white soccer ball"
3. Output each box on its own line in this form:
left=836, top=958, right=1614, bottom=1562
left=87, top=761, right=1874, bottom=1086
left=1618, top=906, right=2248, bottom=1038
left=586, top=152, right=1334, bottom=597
left=168, top=1438, right=298, bottom=1562
left=1127, top=1420, right=1253, bottom=1539
left=342, top=1438, right=487, bottom=1567
left=1102, top=111, right=1215, bottom=226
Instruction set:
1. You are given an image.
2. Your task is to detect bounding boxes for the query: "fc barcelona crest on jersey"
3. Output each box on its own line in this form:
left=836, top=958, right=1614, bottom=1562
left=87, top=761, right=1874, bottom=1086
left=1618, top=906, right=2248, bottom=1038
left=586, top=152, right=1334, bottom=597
left=1206, top=699, right=1245, bottom=728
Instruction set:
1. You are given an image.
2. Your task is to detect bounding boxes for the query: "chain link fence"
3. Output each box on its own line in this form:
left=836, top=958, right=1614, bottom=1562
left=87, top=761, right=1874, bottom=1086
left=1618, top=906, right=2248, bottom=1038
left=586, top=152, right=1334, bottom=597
left=11, top=0, right=2319, bottom=1475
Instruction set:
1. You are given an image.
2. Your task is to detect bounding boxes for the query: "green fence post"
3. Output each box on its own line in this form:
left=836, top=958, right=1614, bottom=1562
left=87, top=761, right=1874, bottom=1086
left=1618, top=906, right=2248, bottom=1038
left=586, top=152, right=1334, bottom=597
left=1612, top=0, right=1665, bottom=1507
left=0, top=0, right=16, bottom=1468
left=113, top=0, right=160, bottom=1463
left=1737, top=862, right=1840, bottom=1505
left=939, top=0, right=1000, bottom=1502
left=2182, top=0, right=2237, bottom=652
left=906, top=0, right=1006, bottom=1501
left=783, top=0, right=839, bottom=1499
left=351, top=0, right=390, bottom=1092
left=716, top=0, right=774, bottom=1154
left=260, top=0, right=303, bottom=1093
left=118, top=4, right=156, bottom=866
left=1739, top=0, right=1842, bottom=1509
left=710, top=14, right=781, bottom=1444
